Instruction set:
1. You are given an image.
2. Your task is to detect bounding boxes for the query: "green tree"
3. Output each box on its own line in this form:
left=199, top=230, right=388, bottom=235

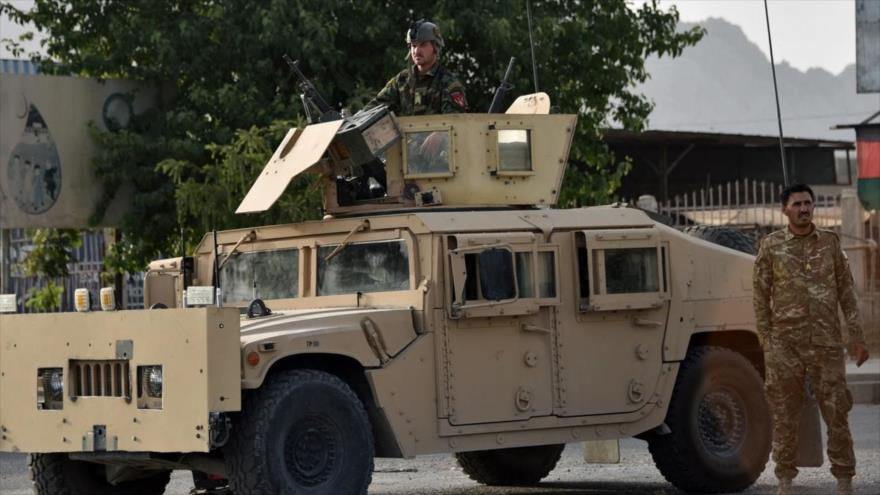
left=21, top=229, right=81, bottom=311
left=1, top=0, right=702, bottom=271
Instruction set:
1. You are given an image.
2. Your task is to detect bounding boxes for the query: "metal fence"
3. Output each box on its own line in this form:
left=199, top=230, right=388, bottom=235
left=5, top=229, right=144, bottom=312
left=647, top=178, right=847, bottom=230
left=631, top=178, right=880, bottom=351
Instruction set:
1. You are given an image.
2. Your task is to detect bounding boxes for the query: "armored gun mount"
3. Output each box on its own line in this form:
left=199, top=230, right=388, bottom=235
left=237, top=92, right=569, bottom=216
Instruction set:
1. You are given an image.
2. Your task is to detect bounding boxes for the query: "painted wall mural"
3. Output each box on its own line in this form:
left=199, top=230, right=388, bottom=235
left=7, top=103, right=62, bottom=214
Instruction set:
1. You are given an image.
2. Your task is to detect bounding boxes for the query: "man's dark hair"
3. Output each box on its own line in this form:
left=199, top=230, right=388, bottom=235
left=780, top=183, right=814, bottom=206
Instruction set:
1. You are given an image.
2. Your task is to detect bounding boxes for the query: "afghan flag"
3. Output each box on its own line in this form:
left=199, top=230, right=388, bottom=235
left=857, top=126, right=880, bottom=211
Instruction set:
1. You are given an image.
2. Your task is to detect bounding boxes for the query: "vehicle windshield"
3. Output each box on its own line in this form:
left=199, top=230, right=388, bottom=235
left=221, top=248, right=299, bottom=304
left=317, top=240, right=410, bottom=296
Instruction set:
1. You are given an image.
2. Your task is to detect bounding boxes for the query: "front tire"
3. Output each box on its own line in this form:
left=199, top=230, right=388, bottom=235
left=225, top=369, right=374, bottom=495
left=29, top=454, right=170, bottom=495
left=455, top=444, right=564, bottom=486
left=647, top=346, right=770, bottom=493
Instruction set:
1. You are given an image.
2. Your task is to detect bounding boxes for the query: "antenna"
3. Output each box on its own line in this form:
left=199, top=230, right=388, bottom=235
left=763, top=0, right=789, bottom=186
left=526, top=0, right=539, bottom=93
left=213, top=228, right=222, bottom=307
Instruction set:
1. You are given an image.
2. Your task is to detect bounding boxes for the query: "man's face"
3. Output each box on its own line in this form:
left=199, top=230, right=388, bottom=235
left=410, top=41, right=437, bottom=71
left=782, top=191, right=814, bottom=229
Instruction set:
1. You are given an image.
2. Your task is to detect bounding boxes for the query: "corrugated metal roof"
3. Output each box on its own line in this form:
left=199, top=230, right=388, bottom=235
left=0, top=58, right=41, bottom=75
left=603, top=128, right=854, bottom=149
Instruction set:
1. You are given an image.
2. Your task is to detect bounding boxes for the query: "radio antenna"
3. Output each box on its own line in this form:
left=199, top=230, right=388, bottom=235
left=526, top=0, right=539, bottom=93
left=763, top=0, right=789, bottom=186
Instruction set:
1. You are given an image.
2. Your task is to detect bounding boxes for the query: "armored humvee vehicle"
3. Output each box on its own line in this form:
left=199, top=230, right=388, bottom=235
left=1, top=93, right=778, bottom=495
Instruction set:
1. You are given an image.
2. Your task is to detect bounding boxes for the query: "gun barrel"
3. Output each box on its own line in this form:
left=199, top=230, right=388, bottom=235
left=284, top=56, right=333, bottom=114
left=488, top=57, right=516, bottom=113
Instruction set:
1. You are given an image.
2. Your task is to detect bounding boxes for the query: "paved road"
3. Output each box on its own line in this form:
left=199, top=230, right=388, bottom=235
left=2, top=405, right=878, bottom=494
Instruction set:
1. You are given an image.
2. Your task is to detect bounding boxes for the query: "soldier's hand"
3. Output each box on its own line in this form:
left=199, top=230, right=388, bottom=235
left=847, top=342, right=870, bottom=367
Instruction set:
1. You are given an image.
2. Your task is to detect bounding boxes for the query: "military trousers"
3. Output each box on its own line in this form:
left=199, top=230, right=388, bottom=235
left=764, top=340, right=855, bottom=480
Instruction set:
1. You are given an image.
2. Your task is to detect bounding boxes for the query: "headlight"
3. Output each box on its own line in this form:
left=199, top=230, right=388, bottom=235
left=147, top=366, right=163, bottom=398
left=137, top=365, right=164, bottom=410
left=37, top=367, right=63, bottom=410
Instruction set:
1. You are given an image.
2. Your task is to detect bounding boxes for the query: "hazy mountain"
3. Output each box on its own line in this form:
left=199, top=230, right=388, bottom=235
left=639, top=18, right=880, bottom=141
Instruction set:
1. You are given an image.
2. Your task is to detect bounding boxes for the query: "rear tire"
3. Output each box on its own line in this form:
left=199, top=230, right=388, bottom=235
left=647, top=346, right=770, bottom=493
left=29, top=453, right=170, bottom=495
left=455, top=444, right=564, bottom=486
left=224, top=369, right=374, bottom=495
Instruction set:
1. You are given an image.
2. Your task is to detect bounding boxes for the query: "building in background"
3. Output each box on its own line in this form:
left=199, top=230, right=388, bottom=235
left=0, top=59, right=149, bottom=311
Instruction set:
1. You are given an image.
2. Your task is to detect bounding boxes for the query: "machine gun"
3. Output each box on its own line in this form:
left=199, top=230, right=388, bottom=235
left=488, top=57, right=516, bottom=113
left=283, top=55, right=342, bottom=124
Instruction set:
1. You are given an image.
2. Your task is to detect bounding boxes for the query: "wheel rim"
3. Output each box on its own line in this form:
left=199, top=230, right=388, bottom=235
left=283, top=415, right=339, bottom=487
left=697, top=388, right=746, bottom=456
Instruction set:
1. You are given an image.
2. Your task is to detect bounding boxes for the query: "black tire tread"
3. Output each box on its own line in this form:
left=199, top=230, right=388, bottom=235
left=455, top=443, right=564, bottom=486
left=683, top=225, right=757, bottom=255
left=30, top=453, right=170, bottom=495
left=225, top=369, right=374, bottom=495
left=648, top=346, right=769, bottom=493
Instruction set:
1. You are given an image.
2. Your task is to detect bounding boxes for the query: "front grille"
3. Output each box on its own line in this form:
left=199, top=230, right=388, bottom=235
left=69, top=360, right=131, bottom=399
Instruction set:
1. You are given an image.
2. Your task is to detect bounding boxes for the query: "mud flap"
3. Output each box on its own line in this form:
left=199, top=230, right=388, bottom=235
left=796, top=381, right=824, bottom=467
left=583, top=440, right=620, bottom=464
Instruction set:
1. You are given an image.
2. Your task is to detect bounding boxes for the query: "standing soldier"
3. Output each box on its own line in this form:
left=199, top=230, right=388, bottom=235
left=365, top=19, right=468, bottom=116
left=753, top=183, right=870, bottom=495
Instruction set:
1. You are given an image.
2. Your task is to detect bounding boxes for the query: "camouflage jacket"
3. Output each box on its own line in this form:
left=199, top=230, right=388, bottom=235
left=366, top=64, right=467, bottom=116
left=753, top=225, right=864, bottom=348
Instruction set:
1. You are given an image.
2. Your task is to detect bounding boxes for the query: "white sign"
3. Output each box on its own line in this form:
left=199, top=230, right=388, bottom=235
left=0, top=294, right=16, bottom=313
left=185, top=286, right=216, bottom=306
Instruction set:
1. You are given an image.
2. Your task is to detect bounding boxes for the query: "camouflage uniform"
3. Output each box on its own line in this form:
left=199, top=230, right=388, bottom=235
left=366, top=64, right=467, bottom=116
left=753, top=225, right=863, bottom=481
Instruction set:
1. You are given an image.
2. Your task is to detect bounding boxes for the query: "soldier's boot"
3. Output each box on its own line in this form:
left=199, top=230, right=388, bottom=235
left=775, top=478, right=793, bottom=495
left=836, top=477, right=853, bottom=495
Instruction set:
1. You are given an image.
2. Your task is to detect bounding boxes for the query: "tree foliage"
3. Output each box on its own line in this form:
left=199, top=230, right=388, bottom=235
left=1, top=0, right=702, bottom=272
left=21, top=229, right=81, bottom=311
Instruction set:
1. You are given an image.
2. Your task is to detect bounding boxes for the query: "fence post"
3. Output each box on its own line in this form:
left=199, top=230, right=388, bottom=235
left=841, top=188, right=866, bottom=292
left=0, top=228, right=9, bottom=294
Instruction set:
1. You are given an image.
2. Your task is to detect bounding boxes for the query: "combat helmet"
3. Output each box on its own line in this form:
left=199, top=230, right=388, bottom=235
left=406, top=19, right=445, bottom=49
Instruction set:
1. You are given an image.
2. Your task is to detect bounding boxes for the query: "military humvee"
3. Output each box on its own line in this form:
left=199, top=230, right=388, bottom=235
left=1, top=94, right=775, bottom=495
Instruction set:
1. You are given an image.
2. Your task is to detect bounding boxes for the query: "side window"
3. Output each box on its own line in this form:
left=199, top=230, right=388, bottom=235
left=449, top=237, right=559, bottom=318
left=221, top=248, right=299, bottom=304
left=497, top=129, right=532, bottom=172
left=460, top=248, right=517, bottom=303
left=579, top=229, right=668, bottom=311
left=517, top=251, right=557, bottom=298
left=602, top=248, right=659, bottom=293
left=405, top=131, right=451, bottom=175
left=317, top=240, right=410, bottom=296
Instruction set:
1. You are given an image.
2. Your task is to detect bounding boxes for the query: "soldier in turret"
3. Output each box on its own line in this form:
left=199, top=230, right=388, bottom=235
left=753, top=183, right=870, bottom=495
left=366, top=19, right=468, bottom=116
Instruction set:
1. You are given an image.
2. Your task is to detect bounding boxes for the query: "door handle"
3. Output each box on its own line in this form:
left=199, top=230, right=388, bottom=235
left=520, top=323, right=552, bottom=334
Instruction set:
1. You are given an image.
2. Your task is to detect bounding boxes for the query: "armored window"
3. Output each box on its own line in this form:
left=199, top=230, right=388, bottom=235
left=515, top=251, right=557, bottom=299
left=602, top=248, right=659, bottom=293
left=404, top=130, right=451, bottom=176
left=462, top=249, right=517, bottom=302
left=578, top=229, right=668, bottom=312
left=497, top=129, right=532, bottom=172
left=317, top=240, right=410, bottom=295
left=221, top=248, right=299, bottom=304
left=448, top=234, right=558, bottom=318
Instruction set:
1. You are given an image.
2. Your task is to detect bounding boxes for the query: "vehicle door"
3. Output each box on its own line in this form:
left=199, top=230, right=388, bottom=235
left=441, top=233, right=560, bottom=426
left=552, top=228, right=670, bottom=416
